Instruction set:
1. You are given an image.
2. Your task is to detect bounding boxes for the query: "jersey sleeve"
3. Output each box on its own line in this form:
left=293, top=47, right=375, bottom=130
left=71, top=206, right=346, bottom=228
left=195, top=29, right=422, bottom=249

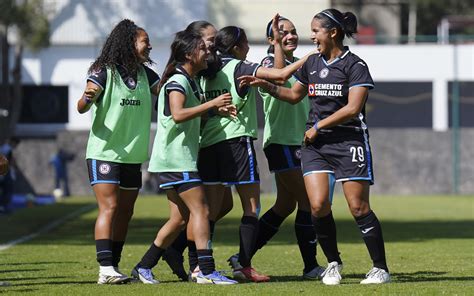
left=294, top=58, right=310, bottom=86
left=260, top=56, right=275, bottom=68
left=87, top=68, right=107, bottom=90
left=165, top=81, right=186, bottom=95
left=348, top=59, right=374, bottom=89
left=234, top=60, right=261, bottom=97
left=143, top=65, right=160, bottom=89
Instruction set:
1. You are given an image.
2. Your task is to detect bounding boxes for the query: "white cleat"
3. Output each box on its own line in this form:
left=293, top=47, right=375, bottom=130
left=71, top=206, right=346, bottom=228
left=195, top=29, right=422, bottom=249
left=360, top=267, right=391, bottom=284
left=321, top=261, right=343, bottom=285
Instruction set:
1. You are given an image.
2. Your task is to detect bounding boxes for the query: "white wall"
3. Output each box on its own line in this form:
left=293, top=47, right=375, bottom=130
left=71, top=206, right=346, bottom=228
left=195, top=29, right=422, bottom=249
left=18, top=43, right=473, bottom=134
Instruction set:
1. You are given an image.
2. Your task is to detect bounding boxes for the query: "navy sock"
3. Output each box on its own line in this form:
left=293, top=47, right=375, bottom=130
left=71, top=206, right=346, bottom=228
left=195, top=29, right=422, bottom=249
left=295, top=210, right=318, bottom=272
left=355, top=211, right=388, bottom=272
left=96, top=239, right=113, bottom=266
left=209, top=220, right=216, bottom=241
left=137, top=243, right=165, bottom=269
left=169, top=229, right=188, bottom=254
left=311, top=212, right=342, bottom=264
left=239, top=216, right=258, bottom=267
left=197, top=249, right=215, bottom=275
left=112, top=241, right=125, bottom=267
left=252, top=209, right=285, bottom=256
left=188, top=240, right=198, bottom=272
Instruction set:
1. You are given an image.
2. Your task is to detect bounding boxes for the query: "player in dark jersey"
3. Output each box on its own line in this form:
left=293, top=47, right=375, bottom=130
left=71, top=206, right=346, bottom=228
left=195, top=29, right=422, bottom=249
left=161, top=21, right=237, bottom=282
left=198, top=17, right=312, bottom=282
left=228, top=16, right=335, bottom=281
left=239, top=9, right=390, bottom=285
left=77, top=19, right=159, bottom=285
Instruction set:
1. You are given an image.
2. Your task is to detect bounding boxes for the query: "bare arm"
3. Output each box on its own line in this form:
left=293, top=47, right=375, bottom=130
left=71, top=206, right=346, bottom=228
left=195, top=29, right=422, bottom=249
left=170, top=91, right=232, bottom=124
left=77, top=81, right=102, bottom=114
left=239, top=75, right=307, bottom=104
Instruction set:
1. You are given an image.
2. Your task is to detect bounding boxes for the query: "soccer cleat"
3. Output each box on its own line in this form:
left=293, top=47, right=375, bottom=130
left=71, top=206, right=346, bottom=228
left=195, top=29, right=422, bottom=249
left=227, top=253, right=243, bottom=270
left=131, top=266, right=160, bottom=284
left=97, top=273, right=130, bottom=285
left=188, top=266, right=200, bottom=282
left=321, top=261, right=343, bottom=285
left=360, top=267, right=391, bottom=284
left=196, top=271, right=238, bottom=285
left=233, top=266, right=270, bottom=283
left=303, top=265, right=326, bottom=280
left=163, top=247, right=188, bottom=281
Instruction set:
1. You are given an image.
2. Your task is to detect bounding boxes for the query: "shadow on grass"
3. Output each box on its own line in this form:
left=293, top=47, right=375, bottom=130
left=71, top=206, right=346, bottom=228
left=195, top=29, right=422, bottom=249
left=19, top=216, right=474, bottom=246
left=10, top=280, right=95, bottom=287
left=0, top=269, right=44, bottom=274
left=394, top=271, right=474, bottom=283
left=0, top=276, right=68, bottom=281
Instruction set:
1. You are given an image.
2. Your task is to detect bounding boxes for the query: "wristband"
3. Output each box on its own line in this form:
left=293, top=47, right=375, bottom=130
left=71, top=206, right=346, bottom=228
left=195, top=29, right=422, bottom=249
left=83, top=95, right=93, bottom=105
left=313, top=120, right=320, bottom=132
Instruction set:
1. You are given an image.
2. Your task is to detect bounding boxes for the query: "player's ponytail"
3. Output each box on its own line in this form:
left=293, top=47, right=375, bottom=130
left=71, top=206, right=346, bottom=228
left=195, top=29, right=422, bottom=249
left=215, top=26, right=246, bottom=56
left=342, top=12, right=357, bottom=38
left=314, top=8, right=358, bottom=42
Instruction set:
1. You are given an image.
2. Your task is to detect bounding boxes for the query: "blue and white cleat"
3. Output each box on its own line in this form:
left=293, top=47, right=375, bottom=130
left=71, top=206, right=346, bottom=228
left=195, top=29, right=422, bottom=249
left=131, top=266, right=160, bottom=284
left=196, top=271, right=238, bottom=285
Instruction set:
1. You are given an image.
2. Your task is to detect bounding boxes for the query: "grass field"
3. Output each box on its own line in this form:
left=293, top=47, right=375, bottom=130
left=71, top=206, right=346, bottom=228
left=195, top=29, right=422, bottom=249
left=0, top=194, right=473, bottom=295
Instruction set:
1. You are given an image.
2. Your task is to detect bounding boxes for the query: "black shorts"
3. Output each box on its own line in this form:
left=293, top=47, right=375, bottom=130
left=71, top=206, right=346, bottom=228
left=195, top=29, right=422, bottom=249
left=87, top=159, right=142, bottom=189
left=264, top=144, right=302, bottom=173
left=158, top=171, right=202, bottom=193
left=301, top=132, right=374, bottom=184
left=198, top=136, right=260, bottom=185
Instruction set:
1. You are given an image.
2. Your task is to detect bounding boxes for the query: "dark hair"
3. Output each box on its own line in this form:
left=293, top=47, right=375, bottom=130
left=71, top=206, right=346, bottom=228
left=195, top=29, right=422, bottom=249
left=314, top=9, right=357, bottom=42
left=157, top=30, right=203, bottom=94
left=185, top=21, right=220, bottom=79
left=185, top=20, right=214, bottom=34
left=215, top=26, right=247, bottom=55
left=88, top=19, right=153, bottom=77
left=265, top=16, right=291, bottom=54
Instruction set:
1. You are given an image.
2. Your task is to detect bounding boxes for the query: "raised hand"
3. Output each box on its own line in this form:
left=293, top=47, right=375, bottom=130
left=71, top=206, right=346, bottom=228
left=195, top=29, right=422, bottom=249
left=271, top=13, right=282, bottom=45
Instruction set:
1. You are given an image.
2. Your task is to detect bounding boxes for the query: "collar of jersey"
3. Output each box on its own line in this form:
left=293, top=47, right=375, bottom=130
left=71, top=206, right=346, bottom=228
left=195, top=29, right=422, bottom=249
left=320, top=46, right=350, bottom=66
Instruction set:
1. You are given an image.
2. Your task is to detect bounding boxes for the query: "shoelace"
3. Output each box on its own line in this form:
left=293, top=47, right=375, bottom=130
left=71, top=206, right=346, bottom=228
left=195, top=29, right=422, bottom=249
left=140, top=269, right=154, bottom=280
left=366, top=268, right=384, bottom=279
left=324, top=264, right=340, bottom=277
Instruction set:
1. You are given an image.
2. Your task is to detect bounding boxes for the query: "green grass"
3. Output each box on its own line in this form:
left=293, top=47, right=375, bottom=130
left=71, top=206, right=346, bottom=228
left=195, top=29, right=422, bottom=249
left=0, top=195, right=473, bottom=295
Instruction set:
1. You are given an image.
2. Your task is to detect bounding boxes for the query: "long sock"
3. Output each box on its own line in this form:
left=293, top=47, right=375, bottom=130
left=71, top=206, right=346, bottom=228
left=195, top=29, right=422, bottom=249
left=188, top=240, right=198, bottom=272
left=137, top=243, right=165, bottom=269
left=112, top=241, right=125, bottom=267
left=238, top=216, right=258, bottom=267
left=311, top=212, right=342, bottom=264
left=355, top=210, right=388, bottom=272
left=252, top=209, right=285, bottom=256
left=96, top=239, right=113, bottom=266
left=197, top=249, right=215, bottom=275
left=169, top=229, right=188, bottom=254
left=209, top=220, right=216, bottom=241
left=295, top=210, right=318, bottom=273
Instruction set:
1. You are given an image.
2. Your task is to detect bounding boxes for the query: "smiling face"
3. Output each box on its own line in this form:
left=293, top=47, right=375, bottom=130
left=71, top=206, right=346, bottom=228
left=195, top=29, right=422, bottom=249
left=201, top=25, right=217, bottom=49
left=310, top=18, right=335, bottom=56
left=191, top=39, right=210, bottom=71
left=135, top=29, right=152, bottom=63
left=278, top=20, right=299, bottom=53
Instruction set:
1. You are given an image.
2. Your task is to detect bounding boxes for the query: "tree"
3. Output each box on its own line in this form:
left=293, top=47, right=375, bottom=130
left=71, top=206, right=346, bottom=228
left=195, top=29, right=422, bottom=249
left=0, top=0, right=50, bottom=143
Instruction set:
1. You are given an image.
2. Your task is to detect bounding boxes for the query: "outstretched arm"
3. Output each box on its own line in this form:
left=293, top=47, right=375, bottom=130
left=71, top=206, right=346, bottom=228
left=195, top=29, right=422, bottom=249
left=239, top=75, right=307, bottom=104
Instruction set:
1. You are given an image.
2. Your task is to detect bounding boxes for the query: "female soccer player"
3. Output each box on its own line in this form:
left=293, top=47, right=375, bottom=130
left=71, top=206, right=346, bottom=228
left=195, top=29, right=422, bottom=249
left=161, top=21, right=237, bottom=282
left=229, top=16, right=335, bottom=280
left=198, top=17, right=311, bottom=282
left=239, top=9, right=390, bottom=285
left=131, top=30, right=237, bottom=285
left=77, top=19, right=159, bottom=284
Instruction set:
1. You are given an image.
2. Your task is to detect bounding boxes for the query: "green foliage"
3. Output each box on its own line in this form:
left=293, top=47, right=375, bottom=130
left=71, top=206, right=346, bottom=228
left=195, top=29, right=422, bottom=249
left=0, top=195, right=473, bottom=295
left=416, top=0, right=474, bottom=35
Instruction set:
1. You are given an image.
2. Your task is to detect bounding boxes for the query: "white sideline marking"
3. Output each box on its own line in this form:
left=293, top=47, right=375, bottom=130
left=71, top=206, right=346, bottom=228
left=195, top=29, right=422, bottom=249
left=0, top=204, right=96, bottom=251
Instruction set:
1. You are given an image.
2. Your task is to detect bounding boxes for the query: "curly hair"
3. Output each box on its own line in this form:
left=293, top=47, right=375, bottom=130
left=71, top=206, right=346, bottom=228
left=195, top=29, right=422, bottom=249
left=88, top=19, right=153, bottom=76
